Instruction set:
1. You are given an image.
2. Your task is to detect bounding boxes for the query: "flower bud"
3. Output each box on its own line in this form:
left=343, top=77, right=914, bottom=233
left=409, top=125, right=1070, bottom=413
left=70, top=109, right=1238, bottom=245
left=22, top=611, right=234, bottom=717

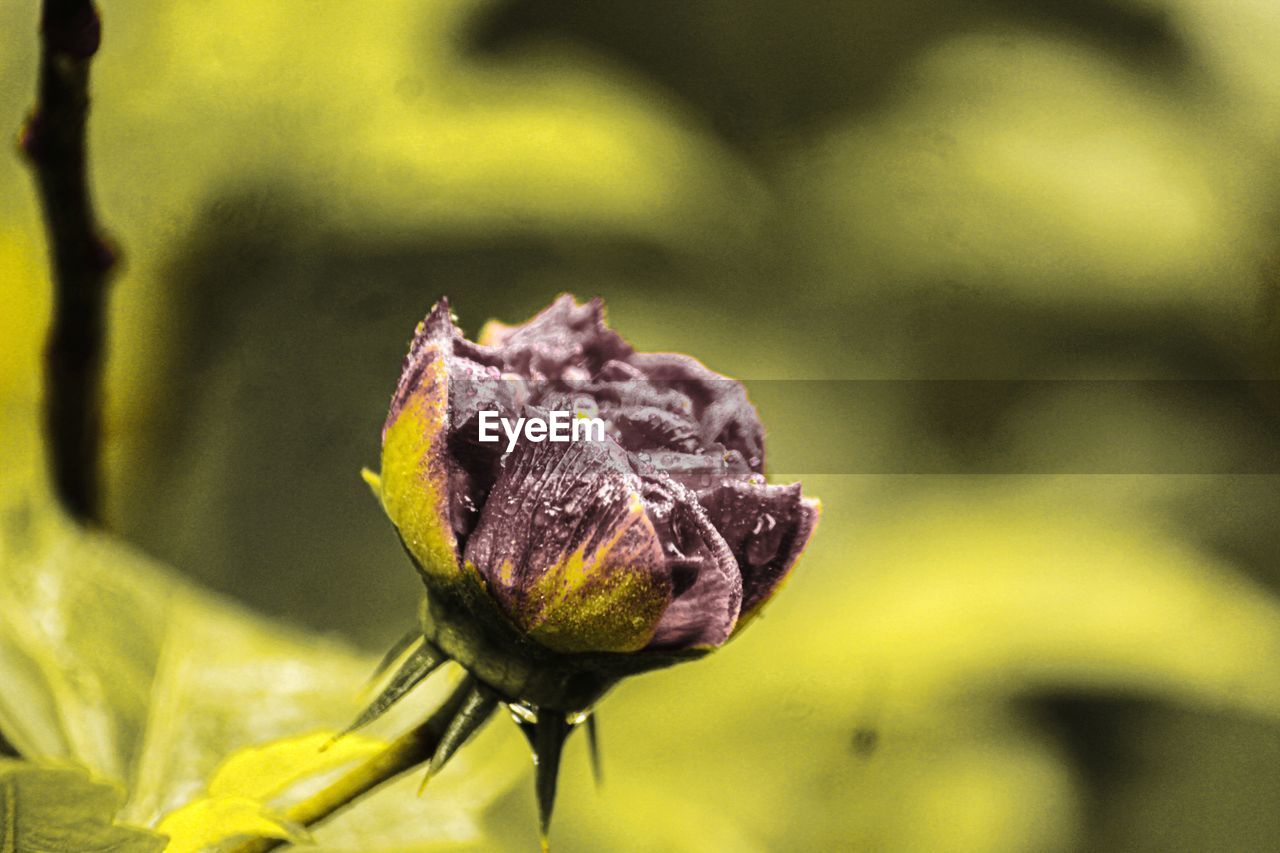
left=362, top=295, right=819, bottom=843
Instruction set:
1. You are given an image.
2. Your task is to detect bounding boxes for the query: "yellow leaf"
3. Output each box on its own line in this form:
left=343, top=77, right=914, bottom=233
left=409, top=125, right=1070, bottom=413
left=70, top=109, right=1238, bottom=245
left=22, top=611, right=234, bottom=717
left=207, top=730, right=385, bottom=801
left=157, top=795, right=309, bottom=853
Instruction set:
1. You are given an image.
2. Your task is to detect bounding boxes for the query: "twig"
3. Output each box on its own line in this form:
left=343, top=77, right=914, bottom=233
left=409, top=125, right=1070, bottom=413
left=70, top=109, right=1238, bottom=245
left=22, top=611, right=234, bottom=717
left=20, top=0, right=116, bottom=524
left=226, top=679, right=475, bottom=853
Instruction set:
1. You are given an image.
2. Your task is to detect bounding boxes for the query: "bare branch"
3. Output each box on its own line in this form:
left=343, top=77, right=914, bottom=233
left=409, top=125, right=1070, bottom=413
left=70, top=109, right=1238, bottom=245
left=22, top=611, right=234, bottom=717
left=20, top=0, right=116, bottom=524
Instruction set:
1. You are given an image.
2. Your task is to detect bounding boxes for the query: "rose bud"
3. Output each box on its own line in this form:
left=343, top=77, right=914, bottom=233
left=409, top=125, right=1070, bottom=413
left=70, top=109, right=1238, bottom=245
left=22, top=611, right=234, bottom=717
left=355, top=295, right=818, bottom=846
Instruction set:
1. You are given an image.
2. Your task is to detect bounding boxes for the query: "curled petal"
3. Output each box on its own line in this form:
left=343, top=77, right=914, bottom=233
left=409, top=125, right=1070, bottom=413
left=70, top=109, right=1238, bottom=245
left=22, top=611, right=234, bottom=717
left=601, top=406, right=702, bottom=453
left=646, top=482, right=742, bottom=650
left=698, top=481, right=820, bottom=627
left=464, top=438, right=672, bottom=652
left=379, top=299, right=466, bottom=581
left=626, top=352, right=764, bottom=471
left=482, top=294, right=633, bottom=379
left=385, top=298, right=457, bottom=437
left=444, top=366, right=527, bottom=541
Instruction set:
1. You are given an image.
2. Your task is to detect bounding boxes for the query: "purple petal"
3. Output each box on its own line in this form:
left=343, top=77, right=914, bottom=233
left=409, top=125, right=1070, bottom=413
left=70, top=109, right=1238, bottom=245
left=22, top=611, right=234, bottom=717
left=442, top=361, right=525, bottom=540
left=626, top=352, right=765, bottom=472
left=480, top=294, right=633, bottom=379
left=463, top=437, right=672, bottom=653
left=698, top=481, right=820, bottom=624
left=385, top=298, right=457, bottom=439
left=631, top=447, right=753, bottom=492
left=645, top=481, right=742, bottom=649
left=379, top=299, right=466, bottom=581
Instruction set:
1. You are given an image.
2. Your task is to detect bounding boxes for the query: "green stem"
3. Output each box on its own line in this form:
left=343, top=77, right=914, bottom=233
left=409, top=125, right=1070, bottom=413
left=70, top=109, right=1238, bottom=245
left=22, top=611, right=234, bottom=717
left=226, top=679, right=475, bottom=853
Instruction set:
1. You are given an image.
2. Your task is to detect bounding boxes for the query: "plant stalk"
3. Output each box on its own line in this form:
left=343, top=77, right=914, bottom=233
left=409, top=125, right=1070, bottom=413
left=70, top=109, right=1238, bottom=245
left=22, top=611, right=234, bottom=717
left=22, top=0, right=115, bottom=525
left=226, top=679, right=475, bottom=853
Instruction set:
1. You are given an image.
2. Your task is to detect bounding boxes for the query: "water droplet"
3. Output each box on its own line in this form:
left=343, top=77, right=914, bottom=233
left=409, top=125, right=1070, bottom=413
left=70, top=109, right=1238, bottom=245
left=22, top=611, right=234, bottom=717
left=752, top=513, right=777, bottom=535
left=509, top=702, right=538, bottom=725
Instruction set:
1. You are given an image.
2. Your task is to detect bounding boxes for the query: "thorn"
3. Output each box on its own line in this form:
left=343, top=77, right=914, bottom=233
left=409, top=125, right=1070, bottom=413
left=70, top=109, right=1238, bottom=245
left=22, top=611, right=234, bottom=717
left=585, top=713, right=603, bottom=788
left=336, top=638, right=444, bottom=741
left=519, top=709, right=573, bottom=851
left=368, top=629, right=425, bottom=687
left=426, top=681, right=497, bottom=781
left=416, top=766, right=431, bottom=797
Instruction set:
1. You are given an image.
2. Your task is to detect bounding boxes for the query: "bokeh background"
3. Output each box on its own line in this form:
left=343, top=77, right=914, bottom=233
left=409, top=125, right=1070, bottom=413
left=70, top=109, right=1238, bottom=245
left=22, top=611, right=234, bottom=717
left=4, top=0, right=1280, bottom=850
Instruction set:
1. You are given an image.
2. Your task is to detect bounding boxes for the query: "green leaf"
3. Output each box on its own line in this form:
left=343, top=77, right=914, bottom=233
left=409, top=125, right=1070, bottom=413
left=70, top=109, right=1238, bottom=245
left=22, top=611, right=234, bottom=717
left=0, top=759, right=166, bottom=853
left=0, top=483, right=520, bottom=849
left=0, top=468, right=517, bottom=851
left=0, top=497, right=176, bottom=781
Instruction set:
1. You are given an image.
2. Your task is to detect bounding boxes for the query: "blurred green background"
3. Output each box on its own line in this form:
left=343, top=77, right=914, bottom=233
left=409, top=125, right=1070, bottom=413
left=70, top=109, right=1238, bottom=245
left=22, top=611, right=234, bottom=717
left=4, top=0, right=1280, bottom=850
